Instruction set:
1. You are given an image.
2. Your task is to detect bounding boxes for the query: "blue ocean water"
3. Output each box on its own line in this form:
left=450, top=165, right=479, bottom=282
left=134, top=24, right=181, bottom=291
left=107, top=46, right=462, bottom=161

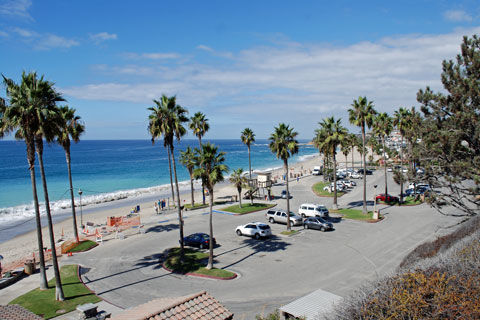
left=0, top=139, right=317, bottom=225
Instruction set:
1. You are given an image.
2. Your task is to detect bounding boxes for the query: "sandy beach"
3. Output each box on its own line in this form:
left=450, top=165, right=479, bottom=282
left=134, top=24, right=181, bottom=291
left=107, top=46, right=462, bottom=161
left=0, top=148, right=371, bottom=271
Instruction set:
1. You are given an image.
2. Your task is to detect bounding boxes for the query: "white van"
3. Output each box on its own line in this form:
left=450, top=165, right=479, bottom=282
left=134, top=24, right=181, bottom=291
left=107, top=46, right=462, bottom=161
left=298, top=203, right=329, bottom=218
left=312, top=166, right=322, bottom=175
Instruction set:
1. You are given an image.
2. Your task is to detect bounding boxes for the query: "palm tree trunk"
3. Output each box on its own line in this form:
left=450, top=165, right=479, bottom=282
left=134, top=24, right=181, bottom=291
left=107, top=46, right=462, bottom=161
left=207, top=189, right=214, bottom=269
left=167, top=147, right=175, bottom=203
left=248, top=146, right=253, bottom=205
left=333, top=149, right=338, bottom=209
left=351, top=146, right=354, bottom=172
left=383, top=136, right=388, bottom=196
left=26, top=140, right=48, bottom=290
left=189, top=172, right=195, bottom=208
left=199, top=137, right=206, bottom=205
left=400, top=136, right=404, bottom=204
left=65, top=149, right=79, bottom=243
left=285, top=160, right=291, bottom=231
left=36, top=141, right=64, bottom=301
left=238, top=187, right=242, bottom=208
left=170, top=144, right=184, bottom=259
left=362, top=126, right=368, bottom=214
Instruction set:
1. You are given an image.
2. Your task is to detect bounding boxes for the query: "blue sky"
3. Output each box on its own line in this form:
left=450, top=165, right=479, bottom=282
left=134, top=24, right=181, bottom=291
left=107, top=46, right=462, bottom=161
left=1, top=0, right=479, bottom=140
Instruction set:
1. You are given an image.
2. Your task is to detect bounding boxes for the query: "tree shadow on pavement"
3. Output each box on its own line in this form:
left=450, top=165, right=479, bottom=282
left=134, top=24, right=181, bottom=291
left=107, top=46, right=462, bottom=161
left=346, top=200, right=375, bottom=209
left=146, top=223, right=178, bottom=233
left=220, top=235, right=290, bottom=270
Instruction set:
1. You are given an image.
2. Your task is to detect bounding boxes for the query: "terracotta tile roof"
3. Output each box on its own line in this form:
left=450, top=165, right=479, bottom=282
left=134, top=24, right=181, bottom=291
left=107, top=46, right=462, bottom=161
left=0, top=305, right=43, bottom=320
left=111, top=291, right=233, bottom=320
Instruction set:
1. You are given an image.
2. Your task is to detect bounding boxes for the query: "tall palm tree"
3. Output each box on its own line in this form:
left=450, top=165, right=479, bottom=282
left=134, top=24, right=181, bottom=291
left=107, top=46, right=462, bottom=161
left=340, top=132, right=352, bottom=173
left=348, top=96, right=377, bottom=214
left=148, top=95, right=189, bottom=258
left=240, top=128, right=255, bottom=205
left=2, top=72, right=53, bottom=290
left=229, top=168, right=247, bottom=208
left=269, top=123, right=298, bottom=231
left=349, top=134, right=358, bottom=172
left=315, top=117, right=347, bottom=209
left=190, top=112, right=210, bottom=205
left=194, top=143, right=228, bottom=269
left=373, top=112, right=393, bottom=196
left=56, top=106, right=84, bottom=243
left=179, top=146, right=196, bottom=208
left=394, top=107, right=411, bottom=203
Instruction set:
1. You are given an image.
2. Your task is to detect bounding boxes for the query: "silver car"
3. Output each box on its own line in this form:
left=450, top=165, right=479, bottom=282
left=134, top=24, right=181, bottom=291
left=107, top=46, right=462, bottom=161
left=265, top=209, right=303, bottom=226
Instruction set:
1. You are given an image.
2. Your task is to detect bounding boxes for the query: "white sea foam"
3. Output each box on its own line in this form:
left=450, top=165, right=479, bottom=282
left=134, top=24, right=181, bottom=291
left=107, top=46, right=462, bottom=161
left=0, top=179, right=201, bottom=225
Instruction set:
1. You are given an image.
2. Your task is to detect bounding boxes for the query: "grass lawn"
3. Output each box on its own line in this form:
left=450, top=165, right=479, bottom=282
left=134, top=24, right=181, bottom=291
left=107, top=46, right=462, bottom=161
left=401, top=196, right=423, bottom=206
left=68, top=240, right=97, bottom=253
left=220, top=202, right=276, bottom=214
left=312, top=182, right=345, bottom=197
left=9, top=265, right=101, bottom=319
left=330, top=208, right=381, bottom=221
left=164, top=247, right=236, bottom=279
left=280, top=230, right=300, bottom=236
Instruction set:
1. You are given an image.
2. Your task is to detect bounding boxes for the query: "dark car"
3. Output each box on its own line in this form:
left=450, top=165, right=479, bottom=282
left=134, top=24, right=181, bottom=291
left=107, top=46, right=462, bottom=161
left=281, top=190, right=292, bottom=199
left=404, top=187, right=428, bottom=197
left=303, top=217, right=333, bottom=231
left=183, top=233, right=216, bottom=249
left=375, top=193, right=399, bottom=203
left=357, top=168, right=373, bottom=175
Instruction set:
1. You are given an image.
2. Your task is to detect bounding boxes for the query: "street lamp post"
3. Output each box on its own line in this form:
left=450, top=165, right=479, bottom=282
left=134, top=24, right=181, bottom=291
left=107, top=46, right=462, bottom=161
left=78, top=189, right=83, bottom=228
left=373, top=184, right=378, bottom=219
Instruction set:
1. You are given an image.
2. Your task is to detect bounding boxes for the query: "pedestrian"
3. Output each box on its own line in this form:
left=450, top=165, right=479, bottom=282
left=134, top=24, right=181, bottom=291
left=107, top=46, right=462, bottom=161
left=161, top=199, right=165, bottom=210
left=297, top=176, right=299, bottom=183
left=154, top=202, right=158, bottom=214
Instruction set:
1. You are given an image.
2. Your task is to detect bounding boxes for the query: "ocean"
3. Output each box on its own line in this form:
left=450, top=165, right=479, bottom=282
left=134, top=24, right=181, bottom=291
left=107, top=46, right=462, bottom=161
left=0, top=139, right=318, bottom=240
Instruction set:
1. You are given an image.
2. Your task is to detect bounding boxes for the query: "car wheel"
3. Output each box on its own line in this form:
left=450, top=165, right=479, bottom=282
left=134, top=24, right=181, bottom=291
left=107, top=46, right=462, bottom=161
left=269, top=217, right=275, bottom=223
left=302, top=213, right=306, bottom=218
left=200, top=243, right=205, bottom=249
left=236, top=229, right=242, bottom=236
left=254, top=233, right=260, bottom=240
left=320, top=226, right=326, bottom=232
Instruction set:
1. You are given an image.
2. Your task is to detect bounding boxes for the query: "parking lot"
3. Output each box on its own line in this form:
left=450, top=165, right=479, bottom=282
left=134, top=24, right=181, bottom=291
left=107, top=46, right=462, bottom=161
left=65, top=171, right=462, bottom=319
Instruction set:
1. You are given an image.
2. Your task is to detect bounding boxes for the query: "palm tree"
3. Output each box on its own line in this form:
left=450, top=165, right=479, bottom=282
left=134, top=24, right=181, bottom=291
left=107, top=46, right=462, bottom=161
left=315, top=117, right=347, bottom=209
left=190, top=112, right=210, bottom=204
left=269, top=123, right=298, bottom=231
left=373, top=112, right=393, bottom=197
left=179, top=146, right=196, bottom=208
left=348, top=96, right=377, bottom=214
left=148, top=95, right=189, bottom=258
left=194, top=143, right=228, bottom=269
left=56, top=106, right=84, bottom=243
left=340, top=132, right=352, bottom=173
left=394, top=107, right=411, bottom=203
left=1, top=72, right=53, bottom=290
left=240, top=128, right=255, bottom=205
left=229, top=168, right=247, bottom=208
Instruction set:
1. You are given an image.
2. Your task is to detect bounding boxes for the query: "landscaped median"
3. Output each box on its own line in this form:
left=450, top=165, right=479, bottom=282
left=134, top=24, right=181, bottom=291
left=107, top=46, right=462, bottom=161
left=162, top=247, right=237, bottom=280
left=219, top=202, right=276, bottom=215
left=9, top=265, right=101, bottom=319
left=312, top=182, right=345, bottom=197
left=330, top=208, right=383, bottom=222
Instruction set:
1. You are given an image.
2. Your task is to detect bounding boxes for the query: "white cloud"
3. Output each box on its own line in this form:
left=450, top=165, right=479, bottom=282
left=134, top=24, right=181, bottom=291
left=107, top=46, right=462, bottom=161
left=62, top=27, right=480, bottom=138
left=0, top=0, right=32, bottom=20
left=90, top=32, right=118, bottom=44
left=444, top=10, right=472, bottom=22
left=11, top=27, right=79, bottom=50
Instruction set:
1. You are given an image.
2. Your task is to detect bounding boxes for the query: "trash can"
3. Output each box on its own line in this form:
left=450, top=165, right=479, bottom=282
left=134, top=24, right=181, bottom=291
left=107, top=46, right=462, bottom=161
left=24, top=260, right=35, bottom=275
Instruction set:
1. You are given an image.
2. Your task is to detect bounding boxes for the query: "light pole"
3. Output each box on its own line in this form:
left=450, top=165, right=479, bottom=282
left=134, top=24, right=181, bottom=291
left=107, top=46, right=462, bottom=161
left=78, top=189, right=83, bottom=228
left=373, top=184, right=378, bottom=219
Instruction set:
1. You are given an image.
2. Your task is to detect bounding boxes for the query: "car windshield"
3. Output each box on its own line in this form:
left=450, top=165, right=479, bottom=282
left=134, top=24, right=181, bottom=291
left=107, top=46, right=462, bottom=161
left=259, top=225, right=270, bottom=230
left=316, top=206, right=326, bottom=211
left=288, top=212, right=296, bottom=217
left=317, top=217, right=327, bottom=223
left=200, top=234, right=209, bottom=239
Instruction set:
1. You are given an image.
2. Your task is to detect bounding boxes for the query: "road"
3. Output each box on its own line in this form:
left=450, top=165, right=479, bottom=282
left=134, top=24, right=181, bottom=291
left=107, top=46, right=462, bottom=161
left=64, top=170, right=461, bottom=319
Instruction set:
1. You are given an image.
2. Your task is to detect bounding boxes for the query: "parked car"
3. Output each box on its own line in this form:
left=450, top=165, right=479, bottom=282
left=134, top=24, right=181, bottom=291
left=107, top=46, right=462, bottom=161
left=281, top=190, right=292, bottom=199
left=303, top=217, right=333, bottom=231
left=375, top=193, right=399, bottom=203
left=235, top=222, right=272, bottom=239
left=183, top=233, right=216, bottom=249
left=357, top=168, right=373, bottom=175
left=341, top=180, right=356, bottom=188
left=350, top=172, right=363, bottom=179
left=265, top=209, right=303, bottom=226
left=387, top=167, right=393, bottom=172
left=404, top=186, right=429, bottom=197
left=407, top=183, right=431, bottom=190
left=323, top=184, right=344, bottom=193
left=312, top=166, right=322, bottom=175
left=298, top=203, right=329, bottom=218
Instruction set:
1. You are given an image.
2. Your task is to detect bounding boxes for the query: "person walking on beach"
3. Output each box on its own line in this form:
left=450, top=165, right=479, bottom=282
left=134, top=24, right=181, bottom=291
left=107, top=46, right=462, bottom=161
left=154, top=202, right=158, bottom=214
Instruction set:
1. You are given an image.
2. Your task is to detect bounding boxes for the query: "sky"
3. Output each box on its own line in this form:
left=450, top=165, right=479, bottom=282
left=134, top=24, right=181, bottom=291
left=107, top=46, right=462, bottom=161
left=0, top=0, right=479, bottom=140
